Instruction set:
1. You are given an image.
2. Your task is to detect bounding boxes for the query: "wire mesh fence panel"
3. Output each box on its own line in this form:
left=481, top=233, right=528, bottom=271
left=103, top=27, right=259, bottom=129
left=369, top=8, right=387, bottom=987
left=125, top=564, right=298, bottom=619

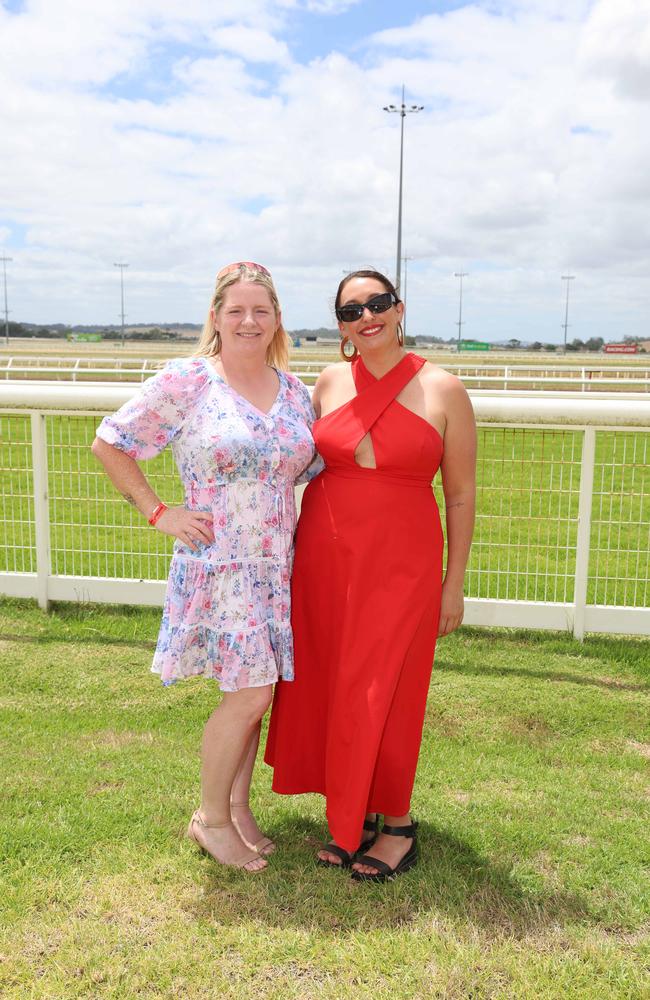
left=590, top=431, right=650, bottom=607
left=434, top=426, right=583, bottom=602
left=0, top=414, right=36, bottom=573
left=46, top=414, right=183, bottom=580
left=1, top=405, right=649, bottom=623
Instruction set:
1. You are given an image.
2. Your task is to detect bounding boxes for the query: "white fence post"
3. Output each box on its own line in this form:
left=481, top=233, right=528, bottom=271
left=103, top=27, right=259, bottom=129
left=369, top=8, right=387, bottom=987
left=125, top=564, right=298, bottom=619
left=573, top=427, right=596, bottom=640
left=30, top=411, right=51, bottom=611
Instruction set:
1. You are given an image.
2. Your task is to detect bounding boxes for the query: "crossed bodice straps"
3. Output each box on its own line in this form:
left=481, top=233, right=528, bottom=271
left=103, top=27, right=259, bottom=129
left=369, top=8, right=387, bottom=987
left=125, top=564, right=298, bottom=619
left=316, top=353, right=426, bottom=457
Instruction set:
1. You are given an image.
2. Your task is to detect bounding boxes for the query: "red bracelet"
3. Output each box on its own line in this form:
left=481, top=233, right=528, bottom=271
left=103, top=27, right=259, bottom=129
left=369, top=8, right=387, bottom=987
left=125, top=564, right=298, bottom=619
left=148, top=502, right=168, bottom=526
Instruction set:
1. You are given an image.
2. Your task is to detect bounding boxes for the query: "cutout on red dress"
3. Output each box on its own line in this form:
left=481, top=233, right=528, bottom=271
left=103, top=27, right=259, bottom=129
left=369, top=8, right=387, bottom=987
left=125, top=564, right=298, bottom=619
left=353, top=430, right=377, bottom=469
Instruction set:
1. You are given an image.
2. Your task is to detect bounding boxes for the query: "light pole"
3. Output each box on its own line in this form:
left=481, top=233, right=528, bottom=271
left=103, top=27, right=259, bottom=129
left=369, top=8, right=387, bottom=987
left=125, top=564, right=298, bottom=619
left=561, top=274, right=575, bottom=353
left=383, top=86, right=423, bottom=297
left=1, top=256, right=12, bottom=347
left=113, top=262, right=129, bottom=348
left=402, top=254, right=414, bottom=340
left=454, top=271, right=468, bottom=352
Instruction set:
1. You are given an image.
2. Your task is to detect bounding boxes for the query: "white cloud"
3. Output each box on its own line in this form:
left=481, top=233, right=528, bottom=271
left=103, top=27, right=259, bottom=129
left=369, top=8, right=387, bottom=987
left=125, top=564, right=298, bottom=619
left=0, top=0, right=648, bottom=341
left=580, top=0, right=650, bottom=100
left=210, top=26, right=291, bottom=64
left=294, top=0, right=363, bottom=12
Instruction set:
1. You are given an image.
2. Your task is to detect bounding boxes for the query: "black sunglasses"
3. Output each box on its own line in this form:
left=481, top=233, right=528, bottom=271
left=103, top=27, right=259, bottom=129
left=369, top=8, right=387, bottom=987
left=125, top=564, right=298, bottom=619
left=335, top=292, right=399, bottom=323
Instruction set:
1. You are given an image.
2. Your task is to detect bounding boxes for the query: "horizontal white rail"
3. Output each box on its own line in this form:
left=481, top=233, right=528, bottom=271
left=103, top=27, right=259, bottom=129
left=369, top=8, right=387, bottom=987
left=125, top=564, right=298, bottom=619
left=6, top=368, right=648, bottom=392
left=1, top=380, right=650, bottom=426
left=0, top=355, right=160, bottom=368
left=1, top=384, right=648, bottom=639
left=4, top=356, right=649, bottom=373
left=0, top=355, right=161, bottom=380
left=2, top=356, right=650, bottom=390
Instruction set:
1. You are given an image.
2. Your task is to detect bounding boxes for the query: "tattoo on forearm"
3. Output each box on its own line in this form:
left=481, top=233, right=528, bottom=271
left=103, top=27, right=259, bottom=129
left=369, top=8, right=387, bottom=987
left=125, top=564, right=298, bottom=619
left=121, top=493, right=137, bottom=507
left=446, top=501, right=466, bottom=510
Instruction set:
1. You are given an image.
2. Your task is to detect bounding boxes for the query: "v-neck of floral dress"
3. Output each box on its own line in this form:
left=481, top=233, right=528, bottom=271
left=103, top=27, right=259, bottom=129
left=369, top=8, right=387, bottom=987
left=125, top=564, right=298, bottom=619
left=97, top=356, right=323, bottom=691
left=200, top=356, right=284, bottom=419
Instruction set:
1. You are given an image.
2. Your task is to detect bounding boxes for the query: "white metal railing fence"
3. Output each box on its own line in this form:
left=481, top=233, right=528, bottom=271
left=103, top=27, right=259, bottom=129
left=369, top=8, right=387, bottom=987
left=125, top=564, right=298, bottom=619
left=1, top=355, right=650, bottom=392
left=0, top=355, right=162, bottom=381
left=0, top=382, right=648, bottom=638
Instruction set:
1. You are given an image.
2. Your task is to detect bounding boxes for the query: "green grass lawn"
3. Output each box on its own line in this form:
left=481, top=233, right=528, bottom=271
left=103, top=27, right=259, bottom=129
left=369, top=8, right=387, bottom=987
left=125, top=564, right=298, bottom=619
left=1, top=599, right=648, bottom=999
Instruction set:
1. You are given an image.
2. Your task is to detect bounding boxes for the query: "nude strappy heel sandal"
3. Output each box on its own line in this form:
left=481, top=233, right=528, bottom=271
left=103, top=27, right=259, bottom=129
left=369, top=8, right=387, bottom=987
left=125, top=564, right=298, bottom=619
left=186, top=810, right=268, bottom=873
left=230, top=801, right=276, bottom=857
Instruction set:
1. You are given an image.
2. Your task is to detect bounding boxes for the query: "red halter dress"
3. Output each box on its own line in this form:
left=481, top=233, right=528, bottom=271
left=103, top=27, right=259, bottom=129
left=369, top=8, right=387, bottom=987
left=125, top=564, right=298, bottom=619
left=265, top=353, right=444, bottom=853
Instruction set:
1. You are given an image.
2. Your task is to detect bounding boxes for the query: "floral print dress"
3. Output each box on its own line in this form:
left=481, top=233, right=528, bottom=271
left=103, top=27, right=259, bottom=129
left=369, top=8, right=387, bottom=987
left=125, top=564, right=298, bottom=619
left=96, top=356, right=322, bottom=691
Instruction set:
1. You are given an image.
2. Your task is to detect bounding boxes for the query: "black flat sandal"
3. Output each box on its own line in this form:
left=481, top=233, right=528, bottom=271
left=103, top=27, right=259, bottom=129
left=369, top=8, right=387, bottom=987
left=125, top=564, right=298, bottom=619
left=350, top=821, right=418, bottom=882
left=317, top=816, right=381, bottom=870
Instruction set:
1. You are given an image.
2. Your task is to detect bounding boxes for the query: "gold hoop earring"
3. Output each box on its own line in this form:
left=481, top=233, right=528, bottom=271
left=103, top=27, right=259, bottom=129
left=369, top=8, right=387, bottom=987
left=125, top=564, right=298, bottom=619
left=340, top=336, right=358, bottom=362
left=397, top=324, right=404, bottom=347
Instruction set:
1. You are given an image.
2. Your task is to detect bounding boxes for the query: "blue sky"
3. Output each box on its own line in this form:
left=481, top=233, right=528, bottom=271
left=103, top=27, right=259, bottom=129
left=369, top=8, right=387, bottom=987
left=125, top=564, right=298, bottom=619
left=284, top=1, right=466, bottom=62
left=0, top=0, right=648, bottom=342
left=99, top=3, right=459, bottom=104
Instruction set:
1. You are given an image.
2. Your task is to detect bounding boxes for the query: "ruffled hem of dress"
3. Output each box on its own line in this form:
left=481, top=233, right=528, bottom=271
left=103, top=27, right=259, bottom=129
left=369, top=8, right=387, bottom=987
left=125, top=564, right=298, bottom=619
left=151, top=620, right=294, bottom=692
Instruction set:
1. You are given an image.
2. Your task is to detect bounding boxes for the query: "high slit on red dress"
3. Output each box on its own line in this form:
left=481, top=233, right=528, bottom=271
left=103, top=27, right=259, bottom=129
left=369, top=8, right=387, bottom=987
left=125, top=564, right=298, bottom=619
left=264, top=353, right=444, bottom=853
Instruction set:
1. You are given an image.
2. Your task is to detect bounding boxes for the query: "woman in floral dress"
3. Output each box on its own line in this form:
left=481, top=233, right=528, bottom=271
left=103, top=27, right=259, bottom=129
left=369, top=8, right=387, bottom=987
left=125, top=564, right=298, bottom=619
left=92, top=262, right=320, bottom=873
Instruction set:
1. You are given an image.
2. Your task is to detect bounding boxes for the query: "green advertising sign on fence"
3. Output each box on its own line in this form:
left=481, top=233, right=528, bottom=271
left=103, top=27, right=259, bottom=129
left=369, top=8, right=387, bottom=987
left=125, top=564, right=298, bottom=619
left=459, top=341, right=490, bottom=351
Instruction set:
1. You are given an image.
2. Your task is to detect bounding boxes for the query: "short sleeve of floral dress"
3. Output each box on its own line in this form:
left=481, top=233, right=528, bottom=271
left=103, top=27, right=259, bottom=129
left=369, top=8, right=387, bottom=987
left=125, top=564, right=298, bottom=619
left=96, top=356, right=323, bottom=691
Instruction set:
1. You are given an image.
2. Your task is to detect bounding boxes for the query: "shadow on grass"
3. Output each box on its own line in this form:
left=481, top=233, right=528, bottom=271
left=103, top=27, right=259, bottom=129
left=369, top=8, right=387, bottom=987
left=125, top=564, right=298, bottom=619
left=3, top=631, right=647, bottom=692
left=0, top=631, right=156, bottom=650
left=436, top=658, right=649, bottom=693
left=0, top=599, right=160, bottom=647
left=448, top=627, right=650, bottom=674
left=188, top=814, right=589, bottom=938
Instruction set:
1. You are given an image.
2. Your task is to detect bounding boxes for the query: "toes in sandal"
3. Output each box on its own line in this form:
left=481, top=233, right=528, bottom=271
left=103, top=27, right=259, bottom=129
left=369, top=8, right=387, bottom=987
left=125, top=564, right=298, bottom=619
left=317, top=815, right=381, bottom=870
left=350, top=821, right=418, bottom=882
left=252, top=836, right=275, bottom=857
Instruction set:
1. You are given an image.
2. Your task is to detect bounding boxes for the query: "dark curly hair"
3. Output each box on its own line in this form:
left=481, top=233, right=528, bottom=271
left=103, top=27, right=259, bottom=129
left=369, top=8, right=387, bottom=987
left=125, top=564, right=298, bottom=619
left=334, top=269, right=401, bottom=313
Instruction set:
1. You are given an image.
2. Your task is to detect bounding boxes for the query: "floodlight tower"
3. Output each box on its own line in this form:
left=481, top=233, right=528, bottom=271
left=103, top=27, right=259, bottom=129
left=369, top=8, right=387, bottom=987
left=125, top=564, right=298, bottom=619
left=561, top=274, right=575, bottom=352
left=402, top=254, right=414, bottom=339
left=1, top=256, right=12, bottom=347
left=454, top=271, right=468, bottom=351
left=383, top=86, right=424, bottom=297
left=113, top=262, right=129, bottom=348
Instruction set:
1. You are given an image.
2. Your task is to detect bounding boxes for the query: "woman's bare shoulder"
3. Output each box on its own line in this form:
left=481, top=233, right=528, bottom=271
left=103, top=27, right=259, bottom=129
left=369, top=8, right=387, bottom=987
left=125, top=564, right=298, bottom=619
left=317, top=361, right=351, bottom=380
left=314, top=362, right=353, bottom=390
left=312, top=361, right=353, bottom=413
left=419, top=360, right=467, bottom=396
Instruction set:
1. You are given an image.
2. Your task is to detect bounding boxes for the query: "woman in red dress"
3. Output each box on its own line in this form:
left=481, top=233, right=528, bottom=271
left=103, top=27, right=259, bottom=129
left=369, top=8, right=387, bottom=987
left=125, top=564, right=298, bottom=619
left=265, top=269, right=476, bottom=881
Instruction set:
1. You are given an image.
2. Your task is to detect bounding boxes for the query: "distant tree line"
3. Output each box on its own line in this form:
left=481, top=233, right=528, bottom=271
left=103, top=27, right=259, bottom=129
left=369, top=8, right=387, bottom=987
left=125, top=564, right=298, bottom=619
left=101, top=327, right=177, bottom=341
left=5, top=322, right=179, bottom=341
left=528, top=337, right=606, bottom=352
left=3, top=322, right=646, bottom=351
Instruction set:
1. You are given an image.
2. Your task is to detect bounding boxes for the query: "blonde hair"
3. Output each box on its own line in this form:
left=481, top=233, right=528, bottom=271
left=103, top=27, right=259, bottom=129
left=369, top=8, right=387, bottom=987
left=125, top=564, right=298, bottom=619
left=194, top=265, right=291, bottom=370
